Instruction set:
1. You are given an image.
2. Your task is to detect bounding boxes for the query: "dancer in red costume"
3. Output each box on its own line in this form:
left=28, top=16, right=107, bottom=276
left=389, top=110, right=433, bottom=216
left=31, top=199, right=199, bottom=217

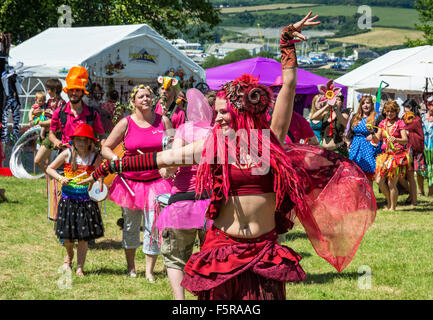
left=81, top=12, right=376, bottom=300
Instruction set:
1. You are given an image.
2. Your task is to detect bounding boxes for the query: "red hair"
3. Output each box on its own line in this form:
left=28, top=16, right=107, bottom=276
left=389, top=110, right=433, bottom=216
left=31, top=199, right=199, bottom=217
left=196, top=88, right=308, bottom=229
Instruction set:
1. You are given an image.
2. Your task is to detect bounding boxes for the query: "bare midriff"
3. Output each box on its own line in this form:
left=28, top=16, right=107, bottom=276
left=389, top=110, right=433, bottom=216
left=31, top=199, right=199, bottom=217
left=212, top=192, right=276, bottom=238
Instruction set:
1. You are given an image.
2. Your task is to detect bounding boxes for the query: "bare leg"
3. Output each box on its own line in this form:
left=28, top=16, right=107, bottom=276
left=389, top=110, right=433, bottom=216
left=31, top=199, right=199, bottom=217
left=167, top=268, right=185, bottom=300
left=428, top=185, right=433, bottom=197
left=125, top=248, right=137, bottom=276
left=63, top=240, right=74, bottom=270
left=34, top=145, right=52, bottom=172
left=145, top=254, right=158, bottom=281
left=416, top=173, right=425, bottom=196
left=376, top=176, right=391, bottom=209
left=76, top=241, right=88, bottom=276
left=388, top=177, right=399, bottom=211
left=398, top=176, right=410, bottom=194
left=406, top=170, right=417, bottom=205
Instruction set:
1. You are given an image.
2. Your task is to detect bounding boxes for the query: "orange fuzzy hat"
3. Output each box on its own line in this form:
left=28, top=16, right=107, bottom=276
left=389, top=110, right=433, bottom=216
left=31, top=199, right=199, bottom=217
left=63, top=66, right=89, bottom=95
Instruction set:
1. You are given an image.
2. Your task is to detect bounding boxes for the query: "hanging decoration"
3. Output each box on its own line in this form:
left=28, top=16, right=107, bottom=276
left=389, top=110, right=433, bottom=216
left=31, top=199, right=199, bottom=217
left=114, top=49, right=125, bottom=72
left=105, top=54, right=115, bottom=76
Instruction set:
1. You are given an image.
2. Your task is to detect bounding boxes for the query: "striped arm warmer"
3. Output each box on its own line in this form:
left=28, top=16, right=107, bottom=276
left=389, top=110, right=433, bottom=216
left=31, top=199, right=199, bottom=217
left=92, top=152, right=158, bottom=180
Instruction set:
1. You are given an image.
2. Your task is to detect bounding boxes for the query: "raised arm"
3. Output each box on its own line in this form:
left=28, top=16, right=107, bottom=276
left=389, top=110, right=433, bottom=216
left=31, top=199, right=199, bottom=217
left=271, top=11, right=320, bottom=143
left=310, top=100, right=329, bottom=121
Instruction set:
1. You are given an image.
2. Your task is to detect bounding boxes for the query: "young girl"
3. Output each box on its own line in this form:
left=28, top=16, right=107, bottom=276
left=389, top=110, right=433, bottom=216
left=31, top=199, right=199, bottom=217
left=46, top=123, right=104, bottom=276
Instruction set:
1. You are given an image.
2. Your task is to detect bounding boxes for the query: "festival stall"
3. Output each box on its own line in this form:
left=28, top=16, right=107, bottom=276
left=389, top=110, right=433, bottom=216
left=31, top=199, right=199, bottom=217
left=206, top=57, right=347, bottom=115
left=335, top=45, right=433, bottom=112
left=8, top=24, right=206, bottom=125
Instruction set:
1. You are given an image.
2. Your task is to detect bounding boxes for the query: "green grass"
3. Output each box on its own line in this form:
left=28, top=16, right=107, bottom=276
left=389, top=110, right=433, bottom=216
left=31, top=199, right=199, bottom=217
left=252, top=5, right=419, bottom=29
left=1, top=176, right=432, bottom=299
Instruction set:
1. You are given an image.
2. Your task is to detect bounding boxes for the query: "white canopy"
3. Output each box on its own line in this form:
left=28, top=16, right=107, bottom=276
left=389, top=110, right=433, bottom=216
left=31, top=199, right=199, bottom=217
left=9, top=24, right=205, bottom=81
left=336, top=45, right=433, bottom=110
left=7, top=24, right=206, bottom=124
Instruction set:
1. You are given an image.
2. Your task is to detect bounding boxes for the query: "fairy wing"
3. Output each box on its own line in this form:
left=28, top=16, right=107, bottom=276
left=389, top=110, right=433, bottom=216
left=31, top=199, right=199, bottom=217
left=284, top=143, right=377, bottom=272
left=174, top=88, right=213, bottom=144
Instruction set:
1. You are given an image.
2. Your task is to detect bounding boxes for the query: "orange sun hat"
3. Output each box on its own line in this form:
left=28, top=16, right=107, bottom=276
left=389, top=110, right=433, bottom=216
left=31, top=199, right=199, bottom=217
left=63, top=66, right=90, bottom=95
left=70, top=123, right=98, bottom=142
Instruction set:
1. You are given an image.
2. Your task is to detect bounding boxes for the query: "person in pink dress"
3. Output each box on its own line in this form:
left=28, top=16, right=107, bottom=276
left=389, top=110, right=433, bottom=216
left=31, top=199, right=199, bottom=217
left=101, top=84, right=173, bottom=281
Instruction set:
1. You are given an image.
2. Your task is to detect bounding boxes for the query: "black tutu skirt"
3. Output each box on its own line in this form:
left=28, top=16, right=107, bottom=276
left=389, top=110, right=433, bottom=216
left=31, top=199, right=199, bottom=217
left=55, top=198, right=104, bottom=241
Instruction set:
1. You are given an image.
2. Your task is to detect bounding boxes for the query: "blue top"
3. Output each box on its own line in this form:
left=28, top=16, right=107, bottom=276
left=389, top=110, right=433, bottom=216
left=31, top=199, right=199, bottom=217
left=349, top=116, right=381, bottom=173
left=310, top=120, right=322, bottom=142
left=421, top=113, right=433, bottom=149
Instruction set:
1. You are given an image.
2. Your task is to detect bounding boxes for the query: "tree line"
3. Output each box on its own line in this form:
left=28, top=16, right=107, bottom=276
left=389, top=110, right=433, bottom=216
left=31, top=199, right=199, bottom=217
left=0, top=0, right=221, bottom=44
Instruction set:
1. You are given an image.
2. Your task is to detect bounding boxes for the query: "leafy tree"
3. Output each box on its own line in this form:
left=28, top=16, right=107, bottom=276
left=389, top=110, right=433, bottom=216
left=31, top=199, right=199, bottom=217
left=202, top=49, right=252, bottom=69
left=223, top=48, right=251, bottom=64
left=406, top=0, right=433, bottom=46
left=202, top=55, right=221, bottom=69
left=0, top=0, right=221, bottom=44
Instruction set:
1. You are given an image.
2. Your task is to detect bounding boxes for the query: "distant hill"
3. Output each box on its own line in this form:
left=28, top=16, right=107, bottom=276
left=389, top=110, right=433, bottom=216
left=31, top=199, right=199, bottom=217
left=211, top=0, right=415, bottom=9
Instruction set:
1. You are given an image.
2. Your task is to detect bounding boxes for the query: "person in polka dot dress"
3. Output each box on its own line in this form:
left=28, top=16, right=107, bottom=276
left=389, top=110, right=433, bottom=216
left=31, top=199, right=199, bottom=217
left=348, top=95, right=382, bottom=183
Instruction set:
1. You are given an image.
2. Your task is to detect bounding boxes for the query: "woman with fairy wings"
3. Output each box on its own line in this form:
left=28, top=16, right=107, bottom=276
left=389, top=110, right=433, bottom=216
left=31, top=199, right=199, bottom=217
left=80, top=12, right=376, bottom=300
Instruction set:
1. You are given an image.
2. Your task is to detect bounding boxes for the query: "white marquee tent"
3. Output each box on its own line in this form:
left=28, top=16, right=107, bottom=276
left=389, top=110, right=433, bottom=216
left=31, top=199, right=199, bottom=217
left=8, top=24, right=206, bottom=124
left=336, top=45, right=433, bottom=112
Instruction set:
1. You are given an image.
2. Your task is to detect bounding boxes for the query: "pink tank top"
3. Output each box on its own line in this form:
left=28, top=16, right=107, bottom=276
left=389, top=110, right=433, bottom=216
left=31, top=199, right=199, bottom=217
left=122, top=115, right=165, bottom=181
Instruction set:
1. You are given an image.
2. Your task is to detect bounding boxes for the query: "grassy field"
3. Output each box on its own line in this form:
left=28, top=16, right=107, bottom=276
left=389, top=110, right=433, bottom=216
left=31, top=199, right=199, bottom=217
left=330, top=27, right=424, bottom=48
left=251, top=5, right=419, bottom=30
left=220, top=3, right=316, bottom=13
left=1, top=175, right=432, bottom=300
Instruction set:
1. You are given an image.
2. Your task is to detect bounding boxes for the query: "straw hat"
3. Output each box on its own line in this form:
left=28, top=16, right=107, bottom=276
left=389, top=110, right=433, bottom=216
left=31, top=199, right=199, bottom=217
left=63, top=66, right=90, bottom=95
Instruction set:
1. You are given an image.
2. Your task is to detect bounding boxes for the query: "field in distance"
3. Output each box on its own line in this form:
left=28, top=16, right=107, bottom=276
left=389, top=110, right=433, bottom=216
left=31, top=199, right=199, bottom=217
left=220, top=3, right=317, bottom=13
left=249, top=5, right=419, bottom=29
left=330, top=27, right=423, bottom=48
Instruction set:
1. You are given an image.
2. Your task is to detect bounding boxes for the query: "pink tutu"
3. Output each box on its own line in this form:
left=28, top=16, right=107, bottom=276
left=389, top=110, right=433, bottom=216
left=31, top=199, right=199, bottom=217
left=109, top=175, right=173, bottom=211
left=156, top=199, right=211, bottom=231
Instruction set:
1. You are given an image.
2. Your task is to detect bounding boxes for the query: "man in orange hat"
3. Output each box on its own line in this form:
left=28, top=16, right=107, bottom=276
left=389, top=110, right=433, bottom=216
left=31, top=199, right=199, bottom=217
left=49, top=66, right=105, bottom=150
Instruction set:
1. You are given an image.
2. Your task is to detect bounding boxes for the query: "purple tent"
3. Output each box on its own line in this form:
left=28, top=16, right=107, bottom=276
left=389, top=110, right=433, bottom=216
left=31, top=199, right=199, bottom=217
left=206, top=57, right=348, bottom=112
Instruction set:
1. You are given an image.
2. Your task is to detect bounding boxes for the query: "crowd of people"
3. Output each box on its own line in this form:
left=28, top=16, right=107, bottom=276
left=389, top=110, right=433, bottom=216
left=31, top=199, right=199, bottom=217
left=307, top=91, right=433, bottom=210
left=4, top=11, right=430, bottom=300
left=72, top=12, right=375, bottom=300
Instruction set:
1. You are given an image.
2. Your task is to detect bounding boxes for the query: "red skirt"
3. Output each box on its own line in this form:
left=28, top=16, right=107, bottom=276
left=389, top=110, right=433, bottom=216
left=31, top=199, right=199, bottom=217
left=181, top=225, right=306, bottom=300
